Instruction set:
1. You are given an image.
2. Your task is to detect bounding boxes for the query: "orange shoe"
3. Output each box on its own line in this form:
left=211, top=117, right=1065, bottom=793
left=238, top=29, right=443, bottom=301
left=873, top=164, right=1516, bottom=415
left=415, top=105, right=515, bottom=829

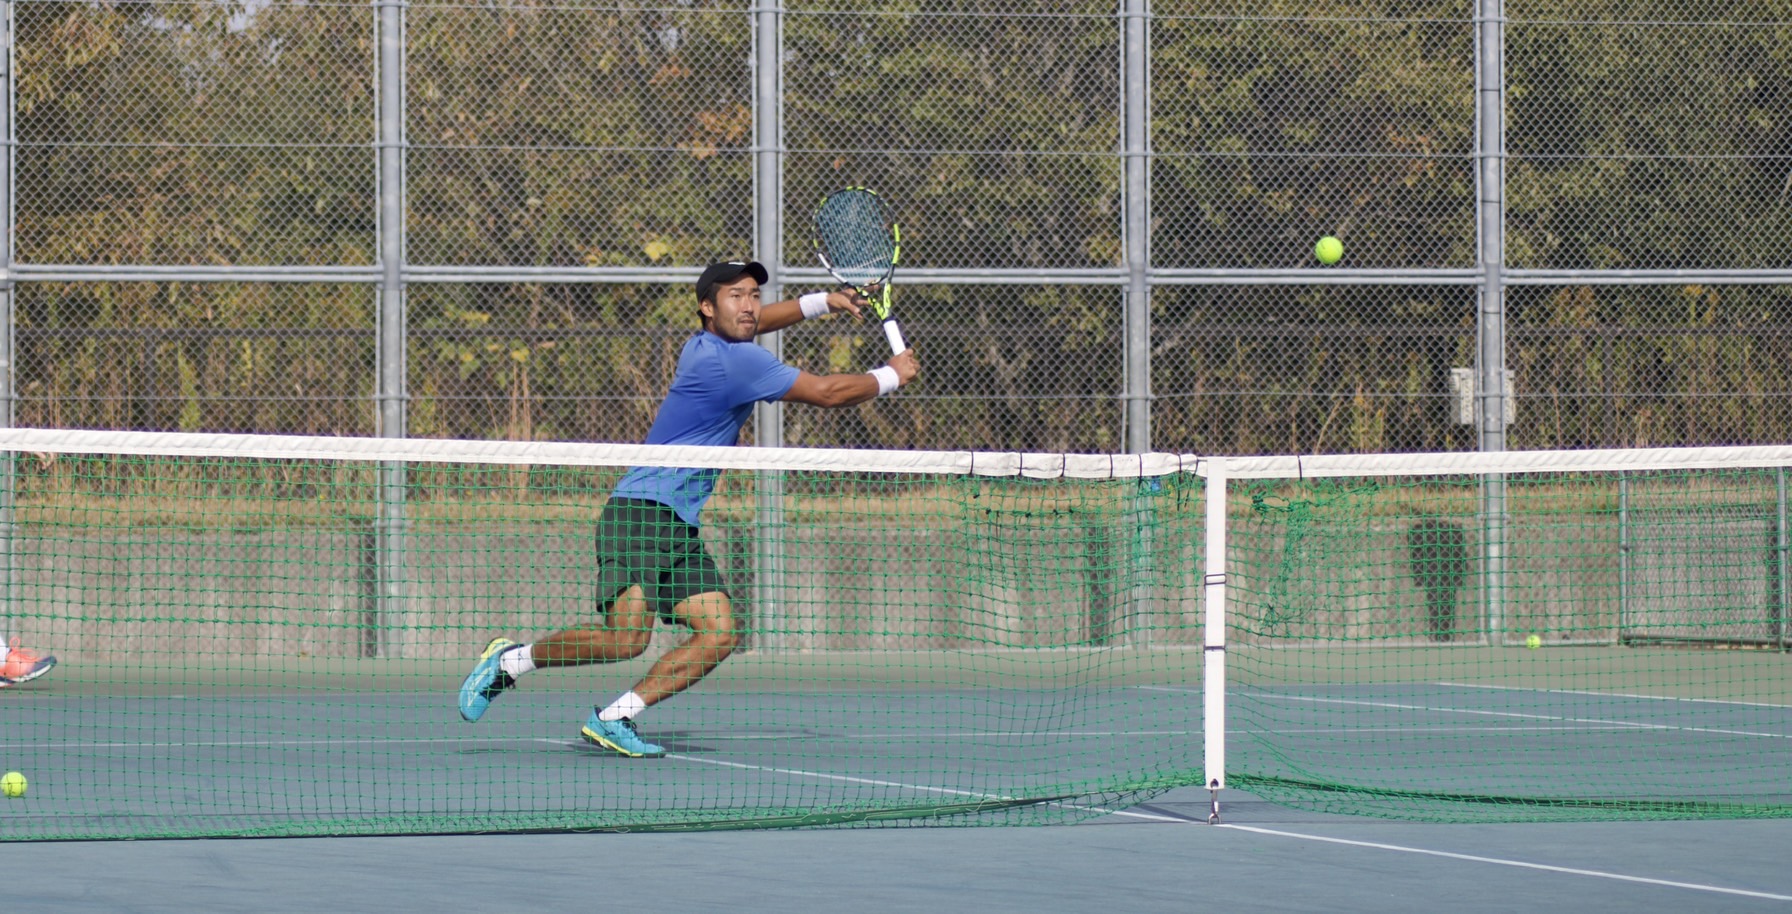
left=0, top=646, right=56, bottom=687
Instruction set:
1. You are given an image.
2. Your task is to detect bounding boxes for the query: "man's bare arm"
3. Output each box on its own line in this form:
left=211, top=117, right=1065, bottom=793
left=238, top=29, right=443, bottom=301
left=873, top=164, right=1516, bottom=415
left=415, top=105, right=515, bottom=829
left=756, top=290, right=866, bottom=335
left=782, top=350, right=919, bottom=408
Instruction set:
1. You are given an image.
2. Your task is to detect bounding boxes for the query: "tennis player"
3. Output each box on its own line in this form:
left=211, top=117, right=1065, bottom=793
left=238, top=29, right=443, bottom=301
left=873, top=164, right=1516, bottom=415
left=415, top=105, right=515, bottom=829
left=458, top=260, right=919, bottom=757
left=0, top=634, right=56, bottom=688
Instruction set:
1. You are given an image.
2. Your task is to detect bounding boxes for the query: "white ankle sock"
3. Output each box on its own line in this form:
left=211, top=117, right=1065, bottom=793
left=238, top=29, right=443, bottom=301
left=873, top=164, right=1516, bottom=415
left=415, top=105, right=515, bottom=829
left=499, top=643, right=536, bottom=677
left=598, top=690, right=646, bottom=722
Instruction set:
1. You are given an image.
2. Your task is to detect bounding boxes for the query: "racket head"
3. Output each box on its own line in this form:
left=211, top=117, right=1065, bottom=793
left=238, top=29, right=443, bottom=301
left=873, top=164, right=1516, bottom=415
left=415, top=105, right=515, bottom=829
left=814, top=187, right=899, bottom=317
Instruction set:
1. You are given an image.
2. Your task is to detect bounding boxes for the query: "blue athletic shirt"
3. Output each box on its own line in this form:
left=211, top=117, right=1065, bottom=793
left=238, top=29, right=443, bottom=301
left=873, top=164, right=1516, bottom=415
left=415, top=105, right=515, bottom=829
left=610, top=331, right=801, bottom=526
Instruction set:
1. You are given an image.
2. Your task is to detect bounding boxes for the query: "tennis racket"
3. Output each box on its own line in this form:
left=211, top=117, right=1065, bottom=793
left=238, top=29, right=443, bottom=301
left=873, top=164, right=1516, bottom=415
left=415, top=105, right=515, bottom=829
left=814, top=186, right=905, bottom=354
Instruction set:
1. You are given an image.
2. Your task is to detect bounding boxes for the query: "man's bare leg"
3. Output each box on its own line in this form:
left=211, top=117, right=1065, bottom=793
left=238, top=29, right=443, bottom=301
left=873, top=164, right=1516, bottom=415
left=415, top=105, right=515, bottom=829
left=628, top=591, right=738, bottom=708
left=579, top=592, right=737, bottom=757
left=530, top=585, right=657, bottom=666
left=457, top=585, right=655, bottom=723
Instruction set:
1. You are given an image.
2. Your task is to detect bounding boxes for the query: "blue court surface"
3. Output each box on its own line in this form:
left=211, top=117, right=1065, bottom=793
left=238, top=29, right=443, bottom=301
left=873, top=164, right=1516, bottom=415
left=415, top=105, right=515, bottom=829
left=6, top=650, right=1792, bottom=910
left=5, top=786, right=1791, bottom=912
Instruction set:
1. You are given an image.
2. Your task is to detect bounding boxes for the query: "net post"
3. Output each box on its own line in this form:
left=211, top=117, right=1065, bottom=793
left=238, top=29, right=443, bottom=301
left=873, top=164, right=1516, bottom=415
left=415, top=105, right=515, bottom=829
left=1200, top=457, right=1228, bottom=822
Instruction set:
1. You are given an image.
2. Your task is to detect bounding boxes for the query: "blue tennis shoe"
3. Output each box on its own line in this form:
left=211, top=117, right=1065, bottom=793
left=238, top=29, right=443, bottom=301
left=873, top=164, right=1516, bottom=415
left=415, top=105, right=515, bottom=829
left=458, top=637, right=519, bottom=722
left=580, top=711, right=666, bottom=758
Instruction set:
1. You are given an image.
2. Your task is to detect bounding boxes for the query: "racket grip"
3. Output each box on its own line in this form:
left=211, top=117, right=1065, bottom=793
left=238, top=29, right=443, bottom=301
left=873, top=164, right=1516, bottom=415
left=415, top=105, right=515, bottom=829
left=882, top=318, right=908, bottom=355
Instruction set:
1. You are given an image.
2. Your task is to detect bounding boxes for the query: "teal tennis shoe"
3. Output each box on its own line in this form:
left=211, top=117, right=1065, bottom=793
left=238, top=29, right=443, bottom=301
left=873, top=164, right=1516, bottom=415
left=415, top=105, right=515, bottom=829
left=580, top=711, right=666, bottom=758
left=458, top=637, right=518, bottom=722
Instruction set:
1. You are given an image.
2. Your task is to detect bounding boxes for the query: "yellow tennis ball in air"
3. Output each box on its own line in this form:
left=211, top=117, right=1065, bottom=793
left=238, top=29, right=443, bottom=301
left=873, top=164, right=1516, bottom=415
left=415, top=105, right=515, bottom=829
left=1, top=771, right=25, bottom=798
left=1315, top=236, right=1344, bottom=265
left=1525, top=634, right=1542, bottom=650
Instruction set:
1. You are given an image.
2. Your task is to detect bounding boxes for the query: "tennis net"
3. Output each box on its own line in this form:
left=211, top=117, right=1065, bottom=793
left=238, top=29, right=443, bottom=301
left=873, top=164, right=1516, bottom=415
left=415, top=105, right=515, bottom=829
left=0, top=429, right=1203, bottom=839
left=1205, top=446, right=1792, bottom=823
left=6, top=430, right=1792, bottom=838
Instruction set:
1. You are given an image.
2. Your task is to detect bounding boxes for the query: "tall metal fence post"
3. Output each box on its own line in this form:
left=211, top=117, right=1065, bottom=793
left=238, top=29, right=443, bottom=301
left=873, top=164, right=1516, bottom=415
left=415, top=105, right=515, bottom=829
left=1121, top=0, right=1154, bottom=646
left=1123, top=0, right=1151, bottom=456
left=1778, top=468, right=1788, bottom=651
left=0, top=0, right=14, bottom=639
left=752, top=0, right=787, bottom=652
left=1476, top=0, right=1508, bottom=646
left=374, top=0, right=408, bottom=659
left=1618, top=471, right=1630, bottom=641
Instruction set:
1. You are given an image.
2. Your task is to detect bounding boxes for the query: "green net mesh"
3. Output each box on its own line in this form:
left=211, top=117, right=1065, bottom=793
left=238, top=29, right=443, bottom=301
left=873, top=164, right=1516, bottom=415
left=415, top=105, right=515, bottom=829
left=1225, top=464, right=1792, bottom=823
left=8, top=432, right=1792, bottom=837
left=0, top=435, right=1203, bottom=839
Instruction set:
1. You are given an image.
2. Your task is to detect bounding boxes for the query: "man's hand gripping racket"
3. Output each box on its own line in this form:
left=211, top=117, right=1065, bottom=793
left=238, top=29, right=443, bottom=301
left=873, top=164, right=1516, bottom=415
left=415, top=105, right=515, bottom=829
left=814, top=187, right=906, bottom=354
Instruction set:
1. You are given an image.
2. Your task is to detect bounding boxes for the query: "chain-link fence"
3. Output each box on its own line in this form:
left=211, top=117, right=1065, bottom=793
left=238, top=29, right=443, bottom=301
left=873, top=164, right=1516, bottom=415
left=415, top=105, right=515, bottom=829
left=7, top=0, right=1792, bottom=454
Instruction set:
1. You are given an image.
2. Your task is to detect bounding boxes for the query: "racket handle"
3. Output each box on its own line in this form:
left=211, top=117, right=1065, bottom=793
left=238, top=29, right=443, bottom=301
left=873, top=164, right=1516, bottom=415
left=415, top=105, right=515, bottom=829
left=882, top=318, right=907, bottom=355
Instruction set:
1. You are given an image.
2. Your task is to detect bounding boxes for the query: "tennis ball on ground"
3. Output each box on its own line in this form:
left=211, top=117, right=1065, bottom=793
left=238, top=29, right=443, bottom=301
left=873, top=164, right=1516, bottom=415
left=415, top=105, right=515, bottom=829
left=1525, top=634, right=1542, bottom=650
left=1315, top=235, right=1344, bottom=265
left=1, top=771, right=25, bottom=798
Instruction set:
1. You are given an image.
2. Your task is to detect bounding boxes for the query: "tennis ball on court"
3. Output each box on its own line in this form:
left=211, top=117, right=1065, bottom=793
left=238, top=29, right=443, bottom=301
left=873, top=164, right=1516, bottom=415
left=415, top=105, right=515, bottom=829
left=1, top=772, right=25, bottom=798
left=1525, top=634, right=1542, bottom=650
left=1315, top=235, right=1344, bottom=265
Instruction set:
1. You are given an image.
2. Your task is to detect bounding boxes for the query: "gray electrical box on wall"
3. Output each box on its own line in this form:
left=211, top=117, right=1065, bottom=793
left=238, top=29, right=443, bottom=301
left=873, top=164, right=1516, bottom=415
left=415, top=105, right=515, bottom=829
left=1448, top=368, right=1515, bottom=427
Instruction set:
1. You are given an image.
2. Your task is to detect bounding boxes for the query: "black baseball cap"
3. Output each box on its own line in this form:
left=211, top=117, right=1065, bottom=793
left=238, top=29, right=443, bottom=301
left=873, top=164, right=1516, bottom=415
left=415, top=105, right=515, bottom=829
left=696, top=260, right=769, bottom=303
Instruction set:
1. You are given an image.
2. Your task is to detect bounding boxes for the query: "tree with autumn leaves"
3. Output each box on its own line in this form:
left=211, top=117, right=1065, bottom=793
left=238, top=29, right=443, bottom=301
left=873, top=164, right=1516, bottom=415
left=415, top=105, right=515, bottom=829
left=12, top=0, right=1792, bottom=452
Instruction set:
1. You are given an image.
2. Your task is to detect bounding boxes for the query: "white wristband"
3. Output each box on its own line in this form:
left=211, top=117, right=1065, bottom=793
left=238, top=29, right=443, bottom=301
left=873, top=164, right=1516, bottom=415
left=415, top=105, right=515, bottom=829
left=869, top=366, right=900, bottom=396
left=799, top=292, right=831, bottom=320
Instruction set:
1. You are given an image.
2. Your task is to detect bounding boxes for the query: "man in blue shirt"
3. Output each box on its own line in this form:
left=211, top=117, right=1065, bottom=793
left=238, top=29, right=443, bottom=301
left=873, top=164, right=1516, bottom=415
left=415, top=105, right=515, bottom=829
left=458, top=260, right=919, bottom=757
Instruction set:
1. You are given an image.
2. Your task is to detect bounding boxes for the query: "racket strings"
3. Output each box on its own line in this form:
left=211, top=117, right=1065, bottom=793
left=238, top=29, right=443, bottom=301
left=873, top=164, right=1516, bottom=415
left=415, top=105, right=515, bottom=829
left=816, top=192, right=896, bottom=288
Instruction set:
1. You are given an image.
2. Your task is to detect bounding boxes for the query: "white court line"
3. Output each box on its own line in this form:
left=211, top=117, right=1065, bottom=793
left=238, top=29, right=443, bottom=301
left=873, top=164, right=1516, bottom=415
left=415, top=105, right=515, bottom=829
left=1146, top=682, right=1792, bottom=738
left=1439, top=681, right=1792, bottom=709
left=666, top=752, right=1017, bottom=799
left=1263, top=693, right=1792, bottom=740
left=657, top=728, right=1200, bottom=740
left=2, top=736, right=486, bottom=750
left=672, top=751, right=1188, bottom=824
left=14, top=729, right=1197, bottom=825
left=559, top=739, right=1791, bottom=897
left=1238, top=724, right=1636, bottom=735
left=4, top=730, right=1202, bottom=751
left=534, top=739, right=1194, bottom=825
left=626, top=733, right=1792, bottom=898
left=1216, top=823, right=1792, bottom=902
left=5, top=724, right=1631, bottom=753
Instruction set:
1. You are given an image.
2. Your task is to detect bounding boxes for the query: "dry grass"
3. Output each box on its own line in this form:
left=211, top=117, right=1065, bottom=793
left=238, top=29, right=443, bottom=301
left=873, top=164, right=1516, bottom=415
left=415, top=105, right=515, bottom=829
left=6, top=455, right=1782, bottom=531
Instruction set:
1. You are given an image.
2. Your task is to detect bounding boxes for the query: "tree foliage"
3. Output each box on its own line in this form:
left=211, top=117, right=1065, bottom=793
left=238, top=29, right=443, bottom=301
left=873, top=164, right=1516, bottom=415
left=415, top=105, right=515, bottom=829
left=13, top=0, right=1792, bottom=452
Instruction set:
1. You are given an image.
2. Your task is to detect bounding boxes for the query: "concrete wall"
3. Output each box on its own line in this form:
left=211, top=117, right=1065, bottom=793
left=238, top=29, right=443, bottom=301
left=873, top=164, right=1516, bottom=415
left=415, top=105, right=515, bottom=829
left=11, top=519, right=1201, bottom=660
left=9, top=509, right=1781, bottom=660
